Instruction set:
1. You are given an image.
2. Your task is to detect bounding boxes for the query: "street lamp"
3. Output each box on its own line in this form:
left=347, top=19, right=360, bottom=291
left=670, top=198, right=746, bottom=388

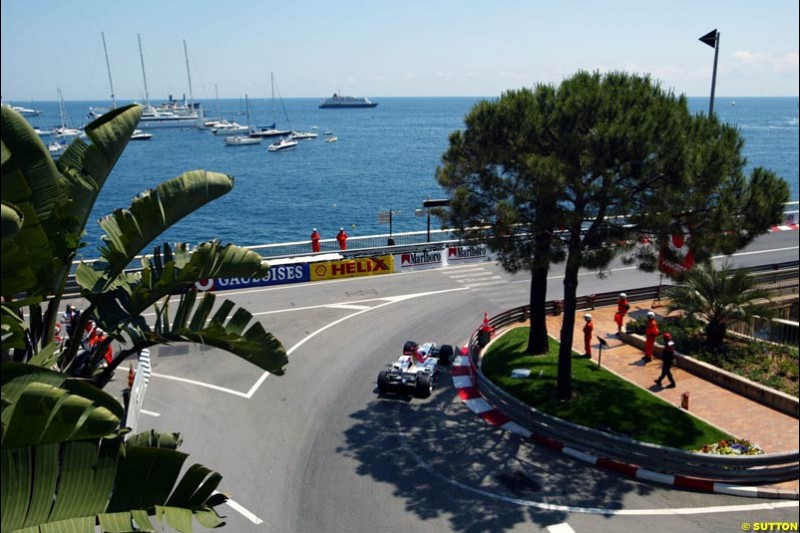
left=422, top=198, right=450, bottom=242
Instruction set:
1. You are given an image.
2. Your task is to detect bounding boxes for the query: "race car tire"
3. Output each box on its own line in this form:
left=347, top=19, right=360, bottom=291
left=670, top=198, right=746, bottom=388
left=377, top=371, right=390, bottom=394
left=438, top=344, right=454, bottom=365
left=415, top=373, right=433, bottom=398
left=403, top=340, right=418, bottom=355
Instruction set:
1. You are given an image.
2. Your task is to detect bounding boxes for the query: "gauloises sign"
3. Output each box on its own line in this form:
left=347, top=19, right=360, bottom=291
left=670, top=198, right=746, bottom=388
left=447, top=245, right=487, bottom=261
left=194, top=263, right=310, bottom=291
left=310, top=255, right=394, bottom=281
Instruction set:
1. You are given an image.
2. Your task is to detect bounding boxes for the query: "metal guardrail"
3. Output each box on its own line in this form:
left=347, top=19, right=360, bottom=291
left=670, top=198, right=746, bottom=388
left=469, top=295, right=800, bottom=484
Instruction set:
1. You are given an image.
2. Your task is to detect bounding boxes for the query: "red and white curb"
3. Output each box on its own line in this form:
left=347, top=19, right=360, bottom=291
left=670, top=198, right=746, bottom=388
left=769, top=223, right=799, bottom=232
left=451, top=348, right=798, bottom=500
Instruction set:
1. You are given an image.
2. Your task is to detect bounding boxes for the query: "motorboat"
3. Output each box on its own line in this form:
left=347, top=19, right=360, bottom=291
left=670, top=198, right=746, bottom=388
left=54, top=126, right=83, bottom=138
left=212, top=121, right=248, bottom=136
left=319, top=93, right=377, bottom=109
left=48, top=141, right=66, bottom=156
left=4, top=104, right=42, bottom=116
left=323, top=130, right=334, bottom=135
left=325, top=136, right=338, bottom=143
left=267, top=137, right=298, bottom=152
left=290, top=130, right=319, bottom=140
left=130, top=129, right=153, bottom=140
left=225, top=135, right=261, bottom=146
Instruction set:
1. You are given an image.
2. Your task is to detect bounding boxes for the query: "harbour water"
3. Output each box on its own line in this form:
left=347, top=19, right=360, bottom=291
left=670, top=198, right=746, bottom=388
left=16, top=96, right=800, bottom=256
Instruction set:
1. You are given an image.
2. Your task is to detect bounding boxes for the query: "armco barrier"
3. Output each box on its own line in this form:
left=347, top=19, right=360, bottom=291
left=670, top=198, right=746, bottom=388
left=469, top=301, right=800, bottom=484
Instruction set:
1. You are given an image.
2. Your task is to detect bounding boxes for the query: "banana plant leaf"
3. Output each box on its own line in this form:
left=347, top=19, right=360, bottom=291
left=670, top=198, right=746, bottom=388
left=2, top=432, right=226, bottom=533
left=97, top=171, right=235, bottom=279
left=1, top=106, right=71, bottom=298
left=74, top=240, right=286, bottom=378
left=1, top=363, right=123, bottom=448
left=97, top=290, right=287, bottom=379
left=1, top=201, right=24, bottom=244
left=56, top=105, right=141, bottom=241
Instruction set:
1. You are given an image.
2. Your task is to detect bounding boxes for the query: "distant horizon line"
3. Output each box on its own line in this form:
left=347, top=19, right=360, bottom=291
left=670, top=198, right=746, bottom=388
left=5, top=95, right=799, bottom=103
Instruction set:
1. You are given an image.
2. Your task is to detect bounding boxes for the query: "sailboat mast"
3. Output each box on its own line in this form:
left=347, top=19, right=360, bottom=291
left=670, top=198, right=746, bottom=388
left=215, top=83, right=220, bottom=118
left=137, top=33, right=150, bottom=107
left=183, top=39, right=194, bottom=109
left=101, top=32, right=116, bottom=109
left=271, top=72, right=276, bottom=126
left=57, top=88, right=66, bottom=130
left=245, top=94, right=250, bottom=129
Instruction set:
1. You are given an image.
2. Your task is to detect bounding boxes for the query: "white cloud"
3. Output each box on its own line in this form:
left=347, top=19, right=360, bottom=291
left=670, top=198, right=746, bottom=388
left=733, top=51, right=800, bottom=72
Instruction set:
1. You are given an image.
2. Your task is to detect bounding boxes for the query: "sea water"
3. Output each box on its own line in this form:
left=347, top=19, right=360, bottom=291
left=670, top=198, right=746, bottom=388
left=16, top=96, right=800, bottom=255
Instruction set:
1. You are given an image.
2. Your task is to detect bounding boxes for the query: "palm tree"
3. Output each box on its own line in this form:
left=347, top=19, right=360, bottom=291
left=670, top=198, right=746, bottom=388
left=666, top=261, right=774, bottom=351
left=1, top=104, right=287, bottom=531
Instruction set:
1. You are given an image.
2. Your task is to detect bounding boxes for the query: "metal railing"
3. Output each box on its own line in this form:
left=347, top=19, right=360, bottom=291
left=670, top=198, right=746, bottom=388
left=468, top=296, right=800, bottom=484
left=729, top=317, right=800, bottom=347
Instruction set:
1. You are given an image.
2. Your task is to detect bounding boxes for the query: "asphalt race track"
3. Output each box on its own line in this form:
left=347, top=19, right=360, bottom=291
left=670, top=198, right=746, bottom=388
left=130, top=230, right=799, bottom=532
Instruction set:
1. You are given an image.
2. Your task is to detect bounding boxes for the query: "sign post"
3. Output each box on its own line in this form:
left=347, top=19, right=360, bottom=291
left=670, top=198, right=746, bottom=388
left=422, top=199, right=450, bottom=242
left=699, top=29, right=720, bottom=116
left=377, top=210, right=401, bottom=239
left=596, top=336, right=608, bottom=368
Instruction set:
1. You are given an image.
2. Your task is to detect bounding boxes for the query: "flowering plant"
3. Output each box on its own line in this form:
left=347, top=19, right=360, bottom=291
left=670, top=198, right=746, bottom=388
left=697, top=438, right=764, bottom=455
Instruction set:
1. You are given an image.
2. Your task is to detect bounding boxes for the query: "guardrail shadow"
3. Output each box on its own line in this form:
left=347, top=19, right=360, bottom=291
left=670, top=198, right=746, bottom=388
left=338, top=368, right=652, bottom=532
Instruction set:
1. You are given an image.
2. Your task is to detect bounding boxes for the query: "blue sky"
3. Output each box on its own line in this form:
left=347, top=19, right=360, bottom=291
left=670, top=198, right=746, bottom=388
left=2, top=0, right=798, bottom=101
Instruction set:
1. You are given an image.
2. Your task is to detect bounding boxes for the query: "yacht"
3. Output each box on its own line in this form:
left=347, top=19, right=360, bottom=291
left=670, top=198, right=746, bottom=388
left=267, top=137, right=298, bottom=152
left=290, top=130, right=319, bottom=140
left=225, top=135, right=261, bottom=146
left=250, top=125, right=292, bottom=138
left=3, top=103, right=42, bottom=117
left=212, top=121, right=249, bottom=136
left=135, top=35, right=204, bottom=129
left=48, top=140, right=66, bottom=156
left=318, top=93, right=377, bottom=109
left=130, top=129, right=153, bottom=140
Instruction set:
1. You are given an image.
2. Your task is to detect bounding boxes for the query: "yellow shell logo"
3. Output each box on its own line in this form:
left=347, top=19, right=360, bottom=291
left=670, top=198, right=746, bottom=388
left=315, top=264, right=328, bottom=277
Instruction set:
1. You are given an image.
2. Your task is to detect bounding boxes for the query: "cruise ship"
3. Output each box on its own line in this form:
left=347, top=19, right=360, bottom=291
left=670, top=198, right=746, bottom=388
left=318, top=93, right=378, bottom=109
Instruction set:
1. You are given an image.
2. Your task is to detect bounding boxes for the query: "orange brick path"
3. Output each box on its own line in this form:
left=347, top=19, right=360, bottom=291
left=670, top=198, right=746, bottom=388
left=544, top=303, right=799, bottom=489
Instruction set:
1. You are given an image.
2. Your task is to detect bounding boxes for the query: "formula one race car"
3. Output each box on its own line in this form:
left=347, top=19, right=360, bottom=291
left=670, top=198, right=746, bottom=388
left=377, top=341, right=455, bottom=398
left=402, top=341, right=454, bottom=365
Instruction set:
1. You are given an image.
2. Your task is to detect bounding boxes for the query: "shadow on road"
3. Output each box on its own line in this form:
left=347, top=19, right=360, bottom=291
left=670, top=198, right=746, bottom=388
left=338, top=369, right=656, bottom=532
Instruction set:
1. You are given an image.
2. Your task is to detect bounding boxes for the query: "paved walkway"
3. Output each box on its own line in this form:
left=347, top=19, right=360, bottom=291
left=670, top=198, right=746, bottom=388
left=545, top=303, right=799, bottom=490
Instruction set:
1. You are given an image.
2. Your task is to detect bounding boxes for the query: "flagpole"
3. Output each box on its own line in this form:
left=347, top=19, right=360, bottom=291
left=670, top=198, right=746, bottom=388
left=699, top=29, right=720, bottom=116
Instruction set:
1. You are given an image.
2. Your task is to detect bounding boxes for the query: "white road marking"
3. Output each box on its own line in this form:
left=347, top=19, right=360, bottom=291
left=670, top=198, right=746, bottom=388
left=712, top=245, right=798, bottom=258
left=149, top=372, right=251, bottom=398
left=325, top=303, right=372, bottom=310
left=140, top=409, right=160, bottom=417
left=449, top=271, right=490, bottom=279
left=141, top=287, right=470, bottom=397
left=216, top=493, right=263, bottom=525
left=244, top=371, right=271, bottom=399
left=468, top=280, right=509, bottom=288
left=283, top=288, right=468, bottom=358
left=456, top=275, right=503, bottom=283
